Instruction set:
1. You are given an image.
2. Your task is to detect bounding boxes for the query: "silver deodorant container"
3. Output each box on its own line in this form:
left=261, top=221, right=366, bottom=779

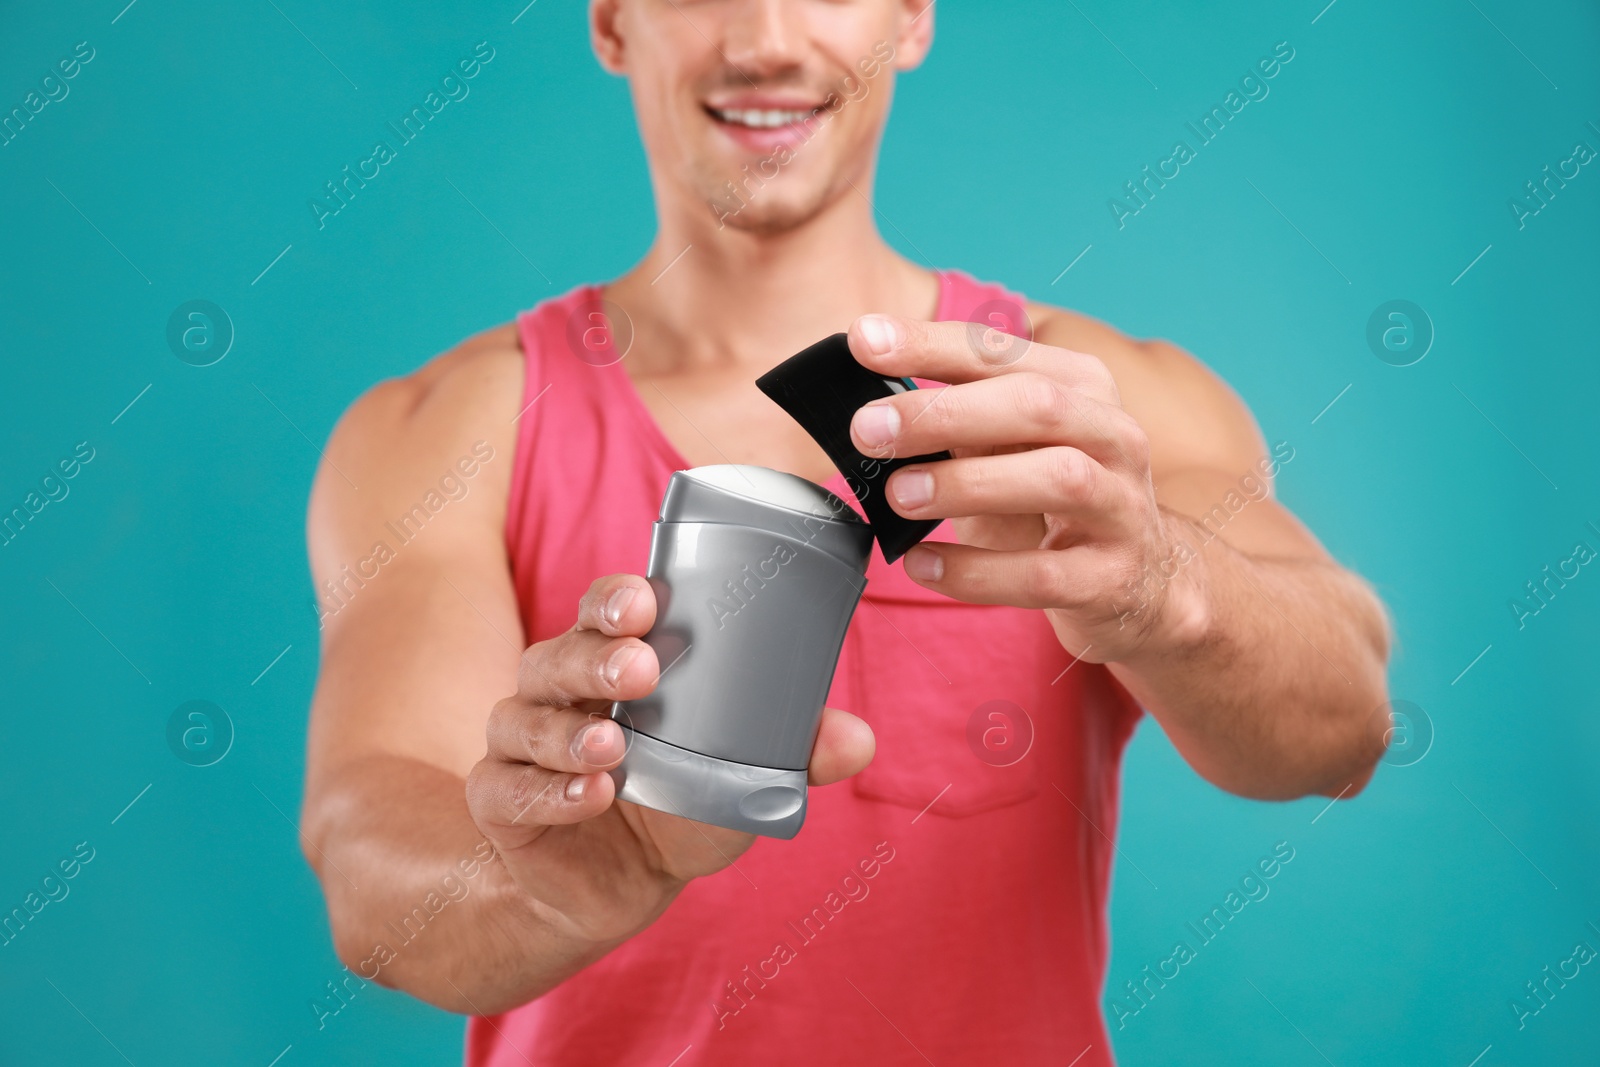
left=608, top=464, right=874, bottom=838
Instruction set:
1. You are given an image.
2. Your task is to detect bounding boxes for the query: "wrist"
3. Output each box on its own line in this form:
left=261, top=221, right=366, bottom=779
left=1121, top=514, right=1215, bottom=664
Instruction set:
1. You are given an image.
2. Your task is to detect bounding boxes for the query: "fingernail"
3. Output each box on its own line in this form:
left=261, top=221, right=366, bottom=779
left=603, top=585, right=637, bottom=629
left=565, top=775, right=588, bottom=802
left=903, top=545, right=943, bottom=582
left=602, top=644, right=639, bottom=687
left=858, top=315, right=902, bottom=355
left=571, top=722, right=613, bottom=762
left=852, top=403, right=900, bottom=449
left=891, top=469, right=933, bottom=510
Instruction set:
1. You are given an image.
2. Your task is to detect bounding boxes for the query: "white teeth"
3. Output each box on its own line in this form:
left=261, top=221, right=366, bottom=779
left=713, top=107, right=815, bottom=129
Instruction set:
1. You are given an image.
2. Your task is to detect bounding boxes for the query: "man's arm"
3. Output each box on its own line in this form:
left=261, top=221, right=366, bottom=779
left=843, top=311, right=1390, bottom=802
left=300, top=332, right=593, bottom=1013
left=1094, top=337, right=1390, bottom=799
left=300, top=330, right=874, bottom=1014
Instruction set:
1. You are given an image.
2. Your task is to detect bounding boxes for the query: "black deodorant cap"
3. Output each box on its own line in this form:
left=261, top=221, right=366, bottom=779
left=757, top=332, right=951, bottom=564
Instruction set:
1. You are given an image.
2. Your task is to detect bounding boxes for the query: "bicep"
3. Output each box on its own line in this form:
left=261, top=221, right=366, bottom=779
left=1091, top=333, right=1328, bottom=563
left=1030, top=315, right=1318, bottom=566
left=308, top=549, right=523, bottom=788
left=303, top=363, right=525, bottom=798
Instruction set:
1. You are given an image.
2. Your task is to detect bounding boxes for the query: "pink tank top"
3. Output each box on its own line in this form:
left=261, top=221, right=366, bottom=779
left=473, top=270, right=1142, bottom=1067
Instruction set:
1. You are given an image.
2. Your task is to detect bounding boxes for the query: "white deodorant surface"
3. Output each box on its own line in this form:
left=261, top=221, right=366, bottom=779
left=683, top=464, right=858, bottom=522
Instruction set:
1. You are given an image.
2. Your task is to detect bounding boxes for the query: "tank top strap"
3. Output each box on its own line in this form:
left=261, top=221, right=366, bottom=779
left=933, top=268, right=1033, bottom=340
left=508, top=285, right=594, bottom=554
left=505, top=282, right=671, bottom=616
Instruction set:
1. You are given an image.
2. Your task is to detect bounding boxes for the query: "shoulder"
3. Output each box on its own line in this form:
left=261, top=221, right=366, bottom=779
left=308, top=321, right=525, bottom=568
left=1025, top=301, right=1267, bottom=478
left=330, top=321, right=524, bottom=456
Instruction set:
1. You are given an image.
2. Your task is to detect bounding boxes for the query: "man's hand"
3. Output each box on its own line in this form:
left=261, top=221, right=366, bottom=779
left=843, top=312, right=1391, bottom=801
left=844, top=314, right=1206, bottom=666
left=466, top=573, right=876, bottom=943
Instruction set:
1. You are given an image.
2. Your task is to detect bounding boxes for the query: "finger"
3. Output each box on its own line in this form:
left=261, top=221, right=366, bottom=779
left=573, top=573, right=657, bottom=637
left=899, top=541, right=1112, bottom=611
left=883, top=447, right=1129, bottom=529
left=467, top=757, right=617, bottom=840
left=517, top=628, right=660, bottom=708
left=849, top=373, right=1143, bottom=467
left=486, top=701, right=627, bottom=773
left=848, top=315, right=1117, bottom=399
left=807, top=706, right=875, bottom=786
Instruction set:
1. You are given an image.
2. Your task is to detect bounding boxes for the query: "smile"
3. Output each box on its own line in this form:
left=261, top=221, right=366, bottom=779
left=706, top=105, right=821, bottom=130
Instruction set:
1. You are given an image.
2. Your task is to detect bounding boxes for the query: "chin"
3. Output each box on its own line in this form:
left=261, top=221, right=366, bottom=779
left=698, top=168, right=830, bottom=234
left=711, top=195, right=825, bottom=235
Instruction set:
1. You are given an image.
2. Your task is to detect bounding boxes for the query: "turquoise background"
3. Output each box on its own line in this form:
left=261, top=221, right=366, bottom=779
left=2, top=0, right=1596, bottom=1064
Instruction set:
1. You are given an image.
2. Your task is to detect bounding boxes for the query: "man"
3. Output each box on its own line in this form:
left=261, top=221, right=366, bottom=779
left=300, top=1, right=1392, bottom=1064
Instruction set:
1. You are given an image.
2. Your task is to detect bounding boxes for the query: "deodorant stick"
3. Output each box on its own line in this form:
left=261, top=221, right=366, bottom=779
left=608, top=464, right=873, bottom=838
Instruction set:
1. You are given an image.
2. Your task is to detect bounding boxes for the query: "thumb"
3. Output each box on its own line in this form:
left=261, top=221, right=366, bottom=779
left=807, top=706, right=875, bottom=786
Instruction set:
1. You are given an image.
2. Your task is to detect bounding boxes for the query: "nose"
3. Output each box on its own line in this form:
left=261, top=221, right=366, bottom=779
left=721, top=0, right=805, bottom=81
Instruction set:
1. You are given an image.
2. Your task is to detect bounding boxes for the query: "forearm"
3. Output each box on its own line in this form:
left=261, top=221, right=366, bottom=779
left=302, top=754, right=633, bottom=1014
left=1109, top=514, right=1392, bottom=800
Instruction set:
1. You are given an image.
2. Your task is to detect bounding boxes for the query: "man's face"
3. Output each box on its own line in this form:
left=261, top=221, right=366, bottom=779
left=593, top=0, right=929, bottom=234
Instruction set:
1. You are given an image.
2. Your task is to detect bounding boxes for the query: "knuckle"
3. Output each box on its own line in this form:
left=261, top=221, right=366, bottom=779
left=1017, top=376, right=1072, bottom=433
left=1045, top=448, right=1091, bottom=505
left=523, top=704, right=560, bottom=758
left=1079, top=352, right=1115, bottom=386
left=464, top=774, right=499, bottom=830
left=918, top=390, right=957, bottom=436
left=1035, top=558, right=1081, bottom=608
left=527, top=636, right=587, bottom=705
left=1123, top=424, right=1151, bottom=470
left=1108, top=410, right=1150, bottom=467
left=517, top=643, right=550, bottom=690
left=964, top=552, right=1009, bottom=602
left=464, top=760, right=491, bottom=807
left=898, top=316, right=926, bottom=352
left=946, top=455, right=984, bottom=501
left=910, top=316, right=952, bottom=358
left=488, top=695, right=519, bottom=729
left=485, top=698, right=520, bottom=752
left=1097, top=368, right=1122, bottom=405
left=969, top=318, right=1030, bottom=365
left=507, top=765, right=553, bottom=816
left=1066, top=350, right=1118, bottom=395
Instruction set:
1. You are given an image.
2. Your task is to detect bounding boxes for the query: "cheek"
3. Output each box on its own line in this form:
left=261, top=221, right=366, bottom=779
left=622, top=26, right=706, bottom=147
left=806, top=4, right=891, bottom=61
left=835, top=79, right=892, bottom=147
left=632, top=82, right=691, bottom=166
